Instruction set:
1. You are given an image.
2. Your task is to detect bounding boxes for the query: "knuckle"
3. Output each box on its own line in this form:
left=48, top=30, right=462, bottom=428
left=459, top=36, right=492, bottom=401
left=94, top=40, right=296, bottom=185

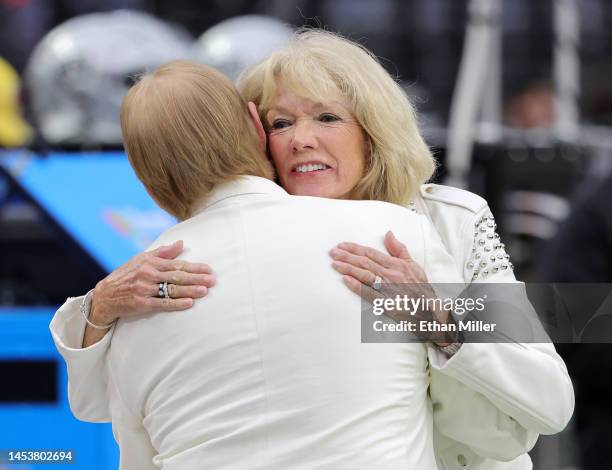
left=146, top=266, right=159, bottom=279
left=365, top=259, right=377, bottom=271
left=136, top=281, right=149, bottom=294
left=187, top=286, right=200, bottom=297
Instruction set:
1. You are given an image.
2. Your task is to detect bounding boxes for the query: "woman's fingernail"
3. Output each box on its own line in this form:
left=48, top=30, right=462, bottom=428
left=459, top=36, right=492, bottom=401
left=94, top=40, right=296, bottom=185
left=196, top=286, right=207, bottom=295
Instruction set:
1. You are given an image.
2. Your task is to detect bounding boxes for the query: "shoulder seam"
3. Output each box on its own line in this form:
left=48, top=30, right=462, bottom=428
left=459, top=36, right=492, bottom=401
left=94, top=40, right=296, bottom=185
left=420, top=184, right=487, bottom=214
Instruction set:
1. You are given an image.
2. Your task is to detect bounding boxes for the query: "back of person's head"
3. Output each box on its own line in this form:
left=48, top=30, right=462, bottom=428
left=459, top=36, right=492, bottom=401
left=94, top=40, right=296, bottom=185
left=238, top=29, right=435, bottom=205
left=121, top=60, right=274, bottom=220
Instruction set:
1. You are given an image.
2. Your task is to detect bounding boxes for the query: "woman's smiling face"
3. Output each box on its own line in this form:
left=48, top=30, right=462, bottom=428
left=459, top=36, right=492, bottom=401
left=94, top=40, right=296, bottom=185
left=265, top=85, right=368, bottom=199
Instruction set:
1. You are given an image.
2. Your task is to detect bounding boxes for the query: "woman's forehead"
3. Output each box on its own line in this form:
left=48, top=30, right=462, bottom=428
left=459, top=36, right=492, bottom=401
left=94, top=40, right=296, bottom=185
left=264, top=70, right=342, bottom=103
left=265, top=79, right=349, bottom=111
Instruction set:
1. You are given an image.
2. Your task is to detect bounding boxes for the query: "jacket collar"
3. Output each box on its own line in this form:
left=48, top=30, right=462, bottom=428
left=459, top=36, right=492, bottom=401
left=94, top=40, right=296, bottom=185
left=191, top=176, right=288, bottom=216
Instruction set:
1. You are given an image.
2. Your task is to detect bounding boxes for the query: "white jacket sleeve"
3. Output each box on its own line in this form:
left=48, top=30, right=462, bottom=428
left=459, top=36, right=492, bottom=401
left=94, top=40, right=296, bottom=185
left=427, top=203, right=574, bottom=435
left=49, top=295, right=114, bottom=422
left=419, top=207, right=538, bottom=461
left=419, top=184, right=575, bottom=467
left=429, top=340, right=574, bottom=436
left=430, top=363, right=538, bottom=460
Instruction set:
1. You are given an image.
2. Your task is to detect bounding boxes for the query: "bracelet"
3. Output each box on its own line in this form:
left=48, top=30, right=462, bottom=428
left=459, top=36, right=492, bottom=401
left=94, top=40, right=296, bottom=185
left=437, top=342, right=462, bottom=357
left=80, top=289, right=115, bottom=330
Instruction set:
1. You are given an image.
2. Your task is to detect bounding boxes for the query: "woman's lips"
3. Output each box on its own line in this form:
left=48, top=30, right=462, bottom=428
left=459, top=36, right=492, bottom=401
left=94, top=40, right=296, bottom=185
left=290, top=167, right=333, bottom=177
left=291, top=162, right=332, bottom=174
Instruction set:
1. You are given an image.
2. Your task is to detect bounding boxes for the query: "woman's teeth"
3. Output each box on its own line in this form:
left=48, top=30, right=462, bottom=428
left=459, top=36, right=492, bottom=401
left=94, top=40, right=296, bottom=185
left=295, top=163, right=328, bottom=173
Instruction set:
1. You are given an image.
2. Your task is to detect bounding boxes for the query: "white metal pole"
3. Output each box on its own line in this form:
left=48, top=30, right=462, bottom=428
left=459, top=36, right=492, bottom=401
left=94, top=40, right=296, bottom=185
left=446, top=0, right=502, bottom=189
left=480, top=4, right=502, bottom=136
left=553, top=0, right=580, bottom=142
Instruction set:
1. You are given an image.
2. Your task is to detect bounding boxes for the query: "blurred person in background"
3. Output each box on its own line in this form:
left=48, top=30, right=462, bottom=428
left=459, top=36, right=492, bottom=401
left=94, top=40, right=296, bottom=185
left=0, top=57, right=32, bottom=147
left=504, top=82, right=556, bottom=130
left=51, top=31, right=574, bottom=470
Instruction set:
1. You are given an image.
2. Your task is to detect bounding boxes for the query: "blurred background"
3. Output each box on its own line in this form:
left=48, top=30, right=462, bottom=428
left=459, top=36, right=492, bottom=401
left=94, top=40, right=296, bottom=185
left=1, top=0, right=611, bottom=468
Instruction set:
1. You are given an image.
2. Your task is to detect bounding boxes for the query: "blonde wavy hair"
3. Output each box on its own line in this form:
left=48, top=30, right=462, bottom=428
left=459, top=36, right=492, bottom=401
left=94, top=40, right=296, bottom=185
left=237, top=29, right=436, bottom=205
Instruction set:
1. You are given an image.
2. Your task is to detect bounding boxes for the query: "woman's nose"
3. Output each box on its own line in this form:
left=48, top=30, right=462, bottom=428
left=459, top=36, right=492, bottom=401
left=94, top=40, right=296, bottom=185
left=291, top=119, right=318, bottom=152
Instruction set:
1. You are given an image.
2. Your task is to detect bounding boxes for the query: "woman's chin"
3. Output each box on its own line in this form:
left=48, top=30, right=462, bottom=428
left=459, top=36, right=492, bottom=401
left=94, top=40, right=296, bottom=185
left=288, top=183, right=339, bottom=199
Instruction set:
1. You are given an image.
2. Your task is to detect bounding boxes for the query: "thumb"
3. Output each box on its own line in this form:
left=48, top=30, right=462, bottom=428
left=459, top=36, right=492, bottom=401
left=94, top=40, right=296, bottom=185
left=151, top=240, right=184, bottom=259
left=384, top=231, right=411, bottom=260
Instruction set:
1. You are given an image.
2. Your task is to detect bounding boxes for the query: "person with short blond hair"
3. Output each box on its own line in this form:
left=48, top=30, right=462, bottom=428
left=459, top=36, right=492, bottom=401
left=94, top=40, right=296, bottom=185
left=121, top=60, right=274, bottom=220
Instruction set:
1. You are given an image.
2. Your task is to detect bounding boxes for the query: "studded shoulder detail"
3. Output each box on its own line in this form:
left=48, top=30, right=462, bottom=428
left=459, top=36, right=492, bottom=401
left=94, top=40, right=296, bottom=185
left=466, top=211, right=513, bottom=281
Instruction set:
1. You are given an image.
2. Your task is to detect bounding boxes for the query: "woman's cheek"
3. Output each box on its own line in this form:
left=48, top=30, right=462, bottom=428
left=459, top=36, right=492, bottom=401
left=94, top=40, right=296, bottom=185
left=269, top=139, right=288, bottom=172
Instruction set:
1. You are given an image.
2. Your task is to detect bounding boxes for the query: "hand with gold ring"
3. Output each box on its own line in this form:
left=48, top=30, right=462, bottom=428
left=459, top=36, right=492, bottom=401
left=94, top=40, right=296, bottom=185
left=329, top=230, right=452, bottom=345
left=84, top=240, right=216, bottom=347
left=157, top=282, right=189, bottom=300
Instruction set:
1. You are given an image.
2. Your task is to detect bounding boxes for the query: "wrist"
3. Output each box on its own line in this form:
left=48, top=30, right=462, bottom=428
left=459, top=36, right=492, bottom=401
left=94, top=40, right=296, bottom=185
left=432, top=310, right=462, bottom=348
left=429, top=307, right=453, bottom=346
left=89, top=289, right=116, bottom=326
left=89, top=305, right=111, bottom=327
left=436, top=342, right=462, bottom=357
left=80, top=288, right=115, bottom=331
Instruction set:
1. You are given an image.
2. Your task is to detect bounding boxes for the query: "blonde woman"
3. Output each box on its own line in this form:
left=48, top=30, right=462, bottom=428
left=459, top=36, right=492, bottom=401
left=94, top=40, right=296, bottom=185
left=52, top=31, right=573, bottom=470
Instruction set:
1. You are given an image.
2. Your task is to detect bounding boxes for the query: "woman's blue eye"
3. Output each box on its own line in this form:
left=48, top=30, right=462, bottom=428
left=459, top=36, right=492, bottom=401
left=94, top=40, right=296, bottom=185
left=319, top=113, right=340, bottom=123
left=271, top=119, right=291, bottom=130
